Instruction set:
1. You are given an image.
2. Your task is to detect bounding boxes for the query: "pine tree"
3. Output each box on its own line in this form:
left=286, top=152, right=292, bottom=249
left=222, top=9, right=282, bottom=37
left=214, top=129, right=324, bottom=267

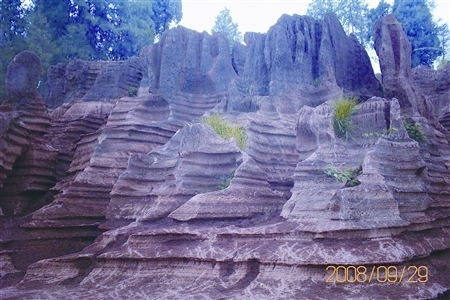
left=336, top=0, right=369, bottom=45
left=306, top=0, right=339, bottom=19
left=306, top=0, right=369, bottom=45
left=392, top=0, right=442, bottom=67
left=211, top=7, right=242, bottom=52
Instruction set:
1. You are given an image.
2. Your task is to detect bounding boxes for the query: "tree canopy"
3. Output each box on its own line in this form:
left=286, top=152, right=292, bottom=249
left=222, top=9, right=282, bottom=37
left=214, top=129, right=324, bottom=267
left=0, top=0, right=183, bottom=102
left=306, top=0, right=369, bottom=46
left=211, top=7, right=243, bottom=51
left=392, top=0, right=442, bottom=67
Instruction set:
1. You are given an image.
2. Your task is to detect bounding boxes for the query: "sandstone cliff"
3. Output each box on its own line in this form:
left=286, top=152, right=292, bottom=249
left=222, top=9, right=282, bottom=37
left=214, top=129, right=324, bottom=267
left=0, top=14, right=449, bottom=299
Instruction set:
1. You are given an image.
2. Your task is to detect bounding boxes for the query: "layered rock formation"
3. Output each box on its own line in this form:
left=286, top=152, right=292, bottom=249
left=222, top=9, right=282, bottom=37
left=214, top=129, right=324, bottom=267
left=0, top=51, right=56, bottom=216
left=1, top=13, right=450, bottom=300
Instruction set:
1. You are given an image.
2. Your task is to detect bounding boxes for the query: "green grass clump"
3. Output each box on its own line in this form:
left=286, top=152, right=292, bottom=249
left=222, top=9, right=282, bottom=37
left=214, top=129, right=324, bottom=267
left=128, top=87, right=138, bottom=97
left=218, top=170, right=235, bottom=190
left=202, top=114, right=247, bottom=150
left=324, top=166, right=362, bottom=187
left=404, top=121, right=425, bottom=143
left=332, top=97, right=358, bottom=138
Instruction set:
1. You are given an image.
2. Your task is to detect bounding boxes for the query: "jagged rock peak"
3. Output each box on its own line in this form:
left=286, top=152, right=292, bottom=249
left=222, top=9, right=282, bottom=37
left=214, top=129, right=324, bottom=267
left=239, top=13, right=382, bottom=102
left=141, top=26, right=238, bottom=98
left=374, top=14, right=438, bottom=122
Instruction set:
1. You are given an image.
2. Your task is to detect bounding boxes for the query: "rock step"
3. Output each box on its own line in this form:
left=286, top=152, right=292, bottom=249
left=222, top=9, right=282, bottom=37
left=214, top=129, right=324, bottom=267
left=107, top=124, right=243, bottom=221
left=245, top=112, right=298, bottom=196
left=440, top=112, right=450, bottom=131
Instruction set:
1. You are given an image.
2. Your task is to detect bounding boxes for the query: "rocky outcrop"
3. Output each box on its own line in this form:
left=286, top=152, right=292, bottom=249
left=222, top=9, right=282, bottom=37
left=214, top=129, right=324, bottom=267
left=0, top=51, right=56, bottom=216
left=169, top=153, right=285, bottom=221
left=143, top=27, right=237, bottom=98
left=228, top=13, right=382, bottom=114
left=411, top=64, right=450, bottom=131
left=45, top=60, right=106, bottom=108
left=375, top=14, right=437, bottom=122
left=45, top=57, right=146, bottom=108
left=108, top=123, right=244, bottom=221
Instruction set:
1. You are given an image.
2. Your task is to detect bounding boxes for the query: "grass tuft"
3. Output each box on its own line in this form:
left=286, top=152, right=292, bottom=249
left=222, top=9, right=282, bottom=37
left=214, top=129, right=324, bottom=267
left=404, top=121, right=425, bottom=143
left=332, top=97, right=358, bottom=138
left=324, top=166, right=362, bottom=187
left=202, top=114, right=247, bottom=150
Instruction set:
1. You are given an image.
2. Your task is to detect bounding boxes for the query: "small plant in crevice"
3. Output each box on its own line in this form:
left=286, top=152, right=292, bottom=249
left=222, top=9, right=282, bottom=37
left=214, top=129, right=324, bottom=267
left=332, top=97, right=358, bottom=139
left=362, top=127, right=398, bottom=138
left=218, top=170, right=235, bottom=190
left=128, top=87, right=138, bottom=97
left=202, top=114, right=247, bottom=150
left=403, top=121, right=425, bottom=143
left=324, top=166, right=362, bottom=187
left=313, top=77, right=320, bottom=87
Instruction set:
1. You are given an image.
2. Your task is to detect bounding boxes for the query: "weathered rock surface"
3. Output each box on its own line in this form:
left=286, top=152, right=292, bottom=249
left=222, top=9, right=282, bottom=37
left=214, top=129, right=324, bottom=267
left=45, top=60, right=106, bottom=108
left=107, top=123, right=243, bottom=221
left=1, top=13, right=450, bottom=300
left=0, top=51, right=55, bottom=216
left=169, top=153, right=285, bottom=221
left=45, top=57, right=146, bottom=108
left=411, top=64, right=450, bottom=131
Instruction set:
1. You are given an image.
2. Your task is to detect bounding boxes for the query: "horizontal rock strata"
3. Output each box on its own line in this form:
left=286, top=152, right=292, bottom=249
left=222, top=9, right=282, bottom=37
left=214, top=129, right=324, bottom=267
left=107, top=123, right=243, bottom=221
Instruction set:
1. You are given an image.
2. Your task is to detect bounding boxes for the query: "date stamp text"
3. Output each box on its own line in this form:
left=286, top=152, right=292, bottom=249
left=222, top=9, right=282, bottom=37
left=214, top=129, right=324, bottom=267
left=326, top=265, right=428, bottom=283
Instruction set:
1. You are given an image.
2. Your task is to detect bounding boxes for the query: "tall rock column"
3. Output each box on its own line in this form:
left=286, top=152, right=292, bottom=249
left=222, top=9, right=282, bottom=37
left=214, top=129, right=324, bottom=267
left=0, top=51, right=57, bottom=216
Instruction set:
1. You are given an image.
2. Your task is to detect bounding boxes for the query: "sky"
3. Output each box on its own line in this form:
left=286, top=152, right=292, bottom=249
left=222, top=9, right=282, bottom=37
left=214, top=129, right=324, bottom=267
left=179, top=0, right=450, bottom=35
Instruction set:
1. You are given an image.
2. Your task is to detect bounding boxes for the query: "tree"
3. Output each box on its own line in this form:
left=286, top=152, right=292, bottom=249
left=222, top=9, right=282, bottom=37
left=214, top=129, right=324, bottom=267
left=366, top=0, right=391, bottom=46
left=336, top=0, right=369, bottom=46
left=436, top=20, right=450, bottom=61
left=306, top=0, right=369, bottom=45
left=211, top=7, right=243, bottom=51
left=151, top=0, right=183, bottom=37
left=392, top=0, right=442, bottom=67
left=306, top=0, right=338, bottom=19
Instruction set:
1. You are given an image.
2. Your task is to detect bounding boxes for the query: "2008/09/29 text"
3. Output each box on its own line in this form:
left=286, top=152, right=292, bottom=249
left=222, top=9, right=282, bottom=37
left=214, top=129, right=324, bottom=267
left=326, top=265, right=428, bottom=283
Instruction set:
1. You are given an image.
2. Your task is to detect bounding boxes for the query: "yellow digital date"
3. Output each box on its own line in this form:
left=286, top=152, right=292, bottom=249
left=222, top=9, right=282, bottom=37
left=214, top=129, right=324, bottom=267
left=326, top=265, right=428, bottom=283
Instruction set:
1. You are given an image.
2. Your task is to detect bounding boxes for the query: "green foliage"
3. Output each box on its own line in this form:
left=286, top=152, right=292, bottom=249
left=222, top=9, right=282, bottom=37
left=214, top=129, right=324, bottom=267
left=332, top=97, right=358, bottom=138
left=434, top=21, right=450, bottom=68
left=336, top=0, right=369, bottom=46
left=152, top=0, right=183, bottom=37
left=437, top=58, right=449, bottom=70
left=306, top=0, right=369, bottom=45
left=218, top=170, right=235, bottom=190
left=313, top=77, right=320, bottom=87
left=362, top=127, right=398, bottom=138
left=392, top=0, right=442, bottom=67
left=306, top=0, right=337, bottom=19
left=202, top=114, right=247, bottom=150
left=366, top=0, right=391, bottom=47
left=324, top=166, right=362, bottom=187
left=404, top=121, right=426, bottom=143
left=211, top=7, right=243, bottom=51
left=128, top=87, right=138, bottom=97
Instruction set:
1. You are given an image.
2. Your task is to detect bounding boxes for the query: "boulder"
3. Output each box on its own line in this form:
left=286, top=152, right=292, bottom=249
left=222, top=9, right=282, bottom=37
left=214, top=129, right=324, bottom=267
left=5, top=50, right=42, bottom=105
